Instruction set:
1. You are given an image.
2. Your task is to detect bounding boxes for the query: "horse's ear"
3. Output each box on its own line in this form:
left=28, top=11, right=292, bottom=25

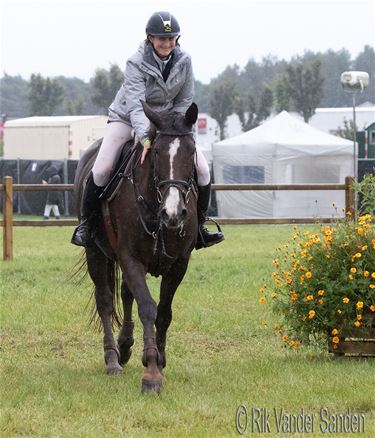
left=185, top=103, right=198, bottom=126
left=141, top=100, right=163, bottom=128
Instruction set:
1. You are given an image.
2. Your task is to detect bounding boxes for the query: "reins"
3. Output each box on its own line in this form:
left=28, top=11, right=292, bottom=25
left=131, top=133, right=197, bottom=258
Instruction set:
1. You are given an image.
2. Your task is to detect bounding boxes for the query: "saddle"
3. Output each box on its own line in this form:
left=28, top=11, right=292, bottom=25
left=92, top=140, right=142, bottom=259
left=99, top=139, right=142, bottom=202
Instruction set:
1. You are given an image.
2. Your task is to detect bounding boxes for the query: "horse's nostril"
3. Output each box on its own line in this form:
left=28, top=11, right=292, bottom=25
left=181, top=208, right=187, bottom=218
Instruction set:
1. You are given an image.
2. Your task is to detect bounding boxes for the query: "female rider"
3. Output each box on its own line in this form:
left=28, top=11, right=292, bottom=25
left=71, top=11, right=224, bottom=249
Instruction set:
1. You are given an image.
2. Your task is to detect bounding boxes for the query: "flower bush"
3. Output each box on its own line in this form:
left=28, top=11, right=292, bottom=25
left=260, top=213, right=375, bottom=350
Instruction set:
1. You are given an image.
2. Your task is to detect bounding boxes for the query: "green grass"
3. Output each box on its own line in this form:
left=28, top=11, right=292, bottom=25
left=1, top=225, right=374, bottom=437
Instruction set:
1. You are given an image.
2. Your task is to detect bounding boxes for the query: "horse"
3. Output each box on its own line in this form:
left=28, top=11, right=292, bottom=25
left=74, top=101, right=199, bottom=393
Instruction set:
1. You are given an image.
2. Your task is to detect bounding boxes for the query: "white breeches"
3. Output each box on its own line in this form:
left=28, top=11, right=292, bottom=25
left=92, top=122, right=133, bottom=187
left=92, top=121, right=211, bottom=187
left=44, top=204, right=60, bottom=218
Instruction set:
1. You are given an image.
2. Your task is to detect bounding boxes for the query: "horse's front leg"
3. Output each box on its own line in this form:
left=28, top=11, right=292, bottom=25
left=86, top=246, right=122, bottom=375
left=118, top=277, right=135, bottom=365
left=119, top=255, right=163, bottom=393
left=156, top=257, right=189, bottom=370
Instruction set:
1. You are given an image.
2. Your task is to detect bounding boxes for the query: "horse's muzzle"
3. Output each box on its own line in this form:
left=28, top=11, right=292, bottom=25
left=160, top=207, right=187, bottom=229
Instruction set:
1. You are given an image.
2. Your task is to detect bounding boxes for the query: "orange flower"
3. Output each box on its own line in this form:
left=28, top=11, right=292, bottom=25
left=356, top=301, right=364, bottom=310
left=290, top=292, right=298, bottom=302
left=332, top=336, right=340, bottom=344
left=305, top=271, right=312, bottom=279
left=342, top=297, right=349, bottom=304
left=308, top=310, right=316, bottom=319
left=331, top=328, right=339, bottom=335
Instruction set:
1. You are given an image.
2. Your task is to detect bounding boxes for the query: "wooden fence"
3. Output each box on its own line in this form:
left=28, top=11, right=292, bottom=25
left=1, top=175, right=355, bottom=261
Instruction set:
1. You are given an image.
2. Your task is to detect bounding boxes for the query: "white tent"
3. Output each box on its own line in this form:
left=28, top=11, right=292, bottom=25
left=212, top=111, right=354, bottom=218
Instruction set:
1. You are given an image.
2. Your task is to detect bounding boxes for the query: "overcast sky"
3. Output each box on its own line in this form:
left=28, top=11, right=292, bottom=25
left=1, top=0, right=374, bottom=84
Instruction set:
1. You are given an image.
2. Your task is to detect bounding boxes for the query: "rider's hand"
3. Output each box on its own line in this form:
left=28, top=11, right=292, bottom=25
left=141, top=138, right=151, bottom=165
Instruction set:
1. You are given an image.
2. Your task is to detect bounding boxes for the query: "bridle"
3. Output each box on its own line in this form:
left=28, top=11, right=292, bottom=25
left=132, top=131, right=198, bottom=258
left=153, top=130, right=197, bottom=207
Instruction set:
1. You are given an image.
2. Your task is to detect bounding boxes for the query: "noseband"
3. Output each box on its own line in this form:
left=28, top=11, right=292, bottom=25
left=153, top=131, right=197, bottom=207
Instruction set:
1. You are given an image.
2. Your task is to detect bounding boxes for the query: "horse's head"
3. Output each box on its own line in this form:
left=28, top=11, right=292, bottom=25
left=142, top=101, right=198, bottom=229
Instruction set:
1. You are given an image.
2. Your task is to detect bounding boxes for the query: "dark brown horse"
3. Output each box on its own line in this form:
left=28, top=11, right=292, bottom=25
left=74, top=102, right=198, bottom=393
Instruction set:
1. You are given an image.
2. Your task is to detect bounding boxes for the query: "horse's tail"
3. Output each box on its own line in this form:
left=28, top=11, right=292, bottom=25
left=107, top=259, right=123, bottom=329
left=87, top=258, right=123, bottom=331
left=70, top=251, right=123, bottom=331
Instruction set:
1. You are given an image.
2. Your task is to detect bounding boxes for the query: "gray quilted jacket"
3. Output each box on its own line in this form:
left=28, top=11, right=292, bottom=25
left=108, top=41, right=194, bottom=143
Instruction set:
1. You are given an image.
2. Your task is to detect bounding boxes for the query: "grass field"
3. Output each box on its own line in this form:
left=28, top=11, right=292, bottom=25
left=1, top=225, right=374, bottom=437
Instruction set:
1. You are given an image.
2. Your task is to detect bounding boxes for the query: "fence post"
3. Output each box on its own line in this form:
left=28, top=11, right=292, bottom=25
left=345, top=176, right=355, bottom=218
left=3, top=176, right=14, bottom=261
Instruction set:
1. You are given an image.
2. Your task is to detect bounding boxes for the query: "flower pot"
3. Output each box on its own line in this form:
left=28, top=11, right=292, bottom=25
left=329, top=312, right=375, bottom=357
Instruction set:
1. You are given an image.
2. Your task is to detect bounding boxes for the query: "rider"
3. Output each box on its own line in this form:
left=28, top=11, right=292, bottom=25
left=71, top=11, right=224, bottom=249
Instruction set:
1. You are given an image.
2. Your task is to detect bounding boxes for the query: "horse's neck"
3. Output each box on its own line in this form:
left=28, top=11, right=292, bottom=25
left=134, top=159, right=156, bottom=200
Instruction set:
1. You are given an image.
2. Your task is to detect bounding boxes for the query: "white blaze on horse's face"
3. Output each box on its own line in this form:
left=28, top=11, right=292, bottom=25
left=164, top=138, right=180, bottom=218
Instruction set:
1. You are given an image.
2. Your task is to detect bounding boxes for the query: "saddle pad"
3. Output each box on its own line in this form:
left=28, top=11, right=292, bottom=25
left=100, top=140, right=142, bottom=201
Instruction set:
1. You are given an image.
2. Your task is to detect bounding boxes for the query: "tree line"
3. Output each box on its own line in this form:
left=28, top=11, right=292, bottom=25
left=1, top=45, right=373, bottom=140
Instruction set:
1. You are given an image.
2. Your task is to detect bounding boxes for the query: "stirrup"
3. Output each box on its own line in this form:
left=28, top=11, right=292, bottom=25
left=195, top=217, right=224, bottom=250
left=203, top=216, right=223, bottom=233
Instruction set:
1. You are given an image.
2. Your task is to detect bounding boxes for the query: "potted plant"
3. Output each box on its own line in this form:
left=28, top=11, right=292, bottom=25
left=260, top=172, right=375, bottom=356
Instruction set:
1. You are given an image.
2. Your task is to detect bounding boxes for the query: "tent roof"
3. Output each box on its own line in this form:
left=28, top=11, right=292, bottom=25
left=5, top=115, right=106, bottom=127
left=216, top=111, right=354, bottom=148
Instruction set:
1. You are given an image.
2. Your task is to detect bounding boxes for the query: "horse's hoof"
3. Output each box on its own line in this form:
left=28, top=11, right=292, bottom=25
left=141, top=377, right=163, bottom=394
left=119, top=347, right=133, bottom=365
left=106, top=364, right=123, bottom=375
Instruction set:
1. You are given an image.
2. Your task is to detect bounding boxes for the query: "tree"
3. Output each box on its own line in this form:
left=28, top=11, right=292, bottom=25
left=315, top=49, right=352, bottom=107
left=332, top=118, right=356, bottom=141
left=353, top=45, right=375, bottom=105
left=194, top=80, right=209, bottom=113
left=234, top=86, right=273, bottom=131
left=91, top=64, right=123, bottom=113
left=332, top=118, right=366, bottom=141
left=0, top=73, right=29, bottom=117
left=273, top=74, right=291, bottom=113
left=28, top=74, right=64, bottom=116
left=208, top=67, right=239, bottom=140
left=280, top=59, right=324, bottom=122
left=53, top=76, right=100, bottom=115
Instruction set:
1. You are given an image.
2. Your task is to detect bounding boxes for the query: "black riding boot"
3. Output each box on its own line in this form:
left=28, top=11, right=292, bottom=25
left=71, top=173, right=102, bottom=247
left=196, top=183, right=224, bottom=250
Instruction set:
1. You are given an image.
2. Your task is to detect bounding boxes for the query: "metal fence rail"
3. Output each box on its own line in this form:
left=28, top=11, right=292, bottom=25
left=1, top=176, right=355, bottom=261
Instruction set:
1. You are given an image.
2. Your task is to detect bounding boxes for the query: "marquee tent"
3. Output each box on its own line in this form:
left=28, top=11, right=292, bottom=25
left=212, top=111, right=354, bottom=218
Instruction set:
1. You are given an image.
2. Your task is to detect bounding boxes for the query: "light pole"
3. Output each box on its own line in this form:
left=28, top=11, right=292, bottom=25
left=340, top=71, right=369, bottom=182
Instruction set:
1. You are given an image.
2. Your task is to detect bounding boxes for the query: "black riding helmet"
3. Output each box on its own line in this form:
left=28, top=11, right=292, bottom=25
left=145, top=11, right=180, bottom=37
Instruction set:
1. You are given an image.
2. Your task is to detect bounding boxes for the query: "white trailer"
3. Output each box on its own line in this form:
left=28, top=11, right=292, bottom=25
left=4, top=115, right=108, bottom=159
